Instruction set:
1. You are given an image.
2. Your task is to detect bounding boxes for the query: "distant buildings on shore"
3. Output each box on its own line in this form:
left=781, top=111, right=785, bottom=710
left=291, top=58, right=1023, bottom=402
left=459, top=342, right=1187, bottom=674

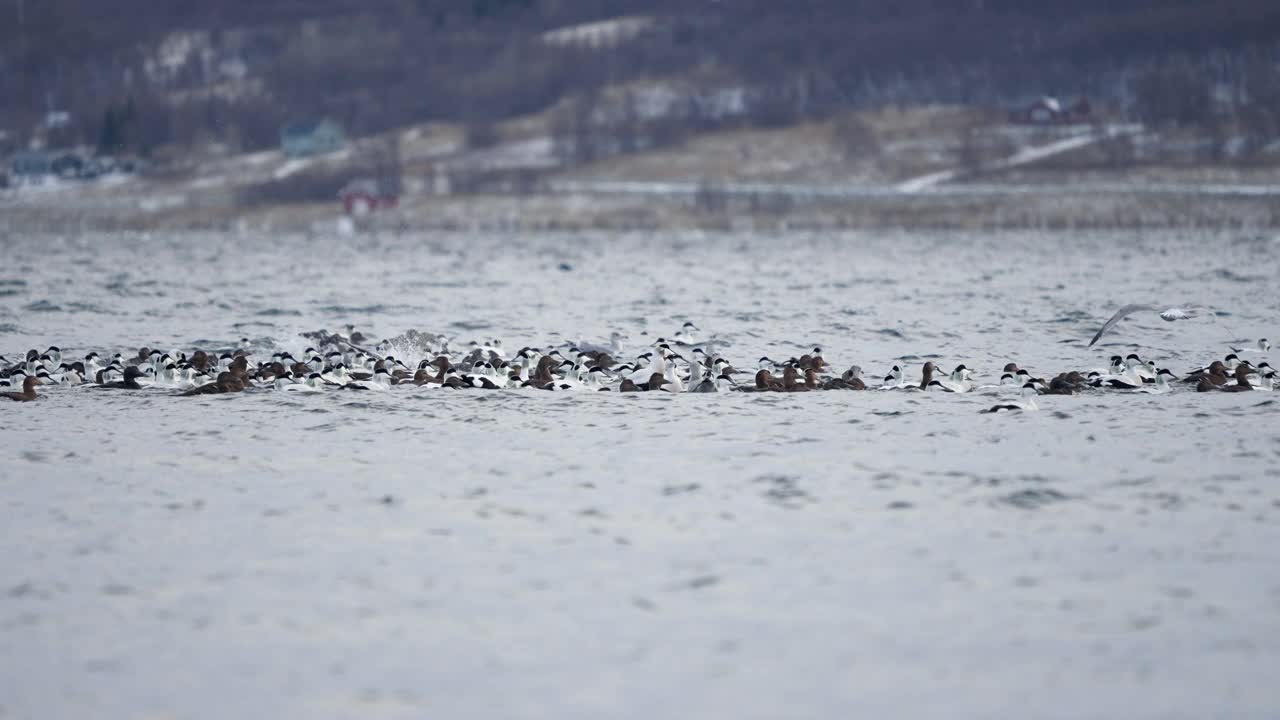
left=338, top=178, right=398, bottom=216
left=280, top=118, right=345, bottom=159
left=1008, top=96, right=1092, bottom=125
left=5, top=148, right=140, bottom=186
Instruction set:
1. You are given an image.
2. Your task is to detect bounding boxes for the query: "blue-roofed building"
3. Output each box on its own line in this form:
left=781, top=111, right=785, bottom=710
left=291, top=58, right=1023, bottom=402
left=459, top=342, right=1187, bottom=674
left=280, top=118, right=345, bottom=159
left=10, top=150, right=51, bottom=178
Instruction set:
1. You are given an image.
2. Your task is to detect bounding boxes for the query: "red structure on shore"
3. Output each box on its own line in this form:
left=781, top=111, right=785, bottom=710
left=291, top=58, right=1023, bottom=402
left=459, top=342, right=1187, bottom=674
left=338, top=179, right=399, bottom=215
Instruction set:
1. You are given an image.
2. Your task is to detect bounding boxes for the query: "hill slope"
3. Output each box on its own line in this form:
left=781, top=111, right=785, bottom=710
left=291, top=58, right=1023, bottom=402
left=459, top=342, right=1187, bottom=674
left=2, top=0, right=1277, bottom=155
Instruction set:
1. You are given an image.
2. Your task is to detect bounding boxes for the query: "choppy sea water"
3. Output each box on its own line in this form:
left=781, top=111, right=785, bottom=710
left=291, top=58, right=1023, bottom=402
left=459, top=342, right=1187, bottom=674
left=2, top=229, right=1279, bottom=719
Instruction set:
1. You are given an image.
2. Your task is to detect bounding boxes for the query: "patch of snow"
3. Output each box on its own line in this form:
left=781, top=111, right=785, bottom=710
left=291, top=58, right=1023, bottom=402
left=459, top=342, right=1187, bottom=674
left=454, top=138, right=558, bottom=171
left=272, top=159, right=310, bottom=181
left=188, top=176, right=228, bottom=190
left=542, top=16, right=653, bottom=47
left=895, top=126, right=1142, bottom=192
left=138, top=194, right=187, bottom=212
left=894, top=169, right=959, bottom=193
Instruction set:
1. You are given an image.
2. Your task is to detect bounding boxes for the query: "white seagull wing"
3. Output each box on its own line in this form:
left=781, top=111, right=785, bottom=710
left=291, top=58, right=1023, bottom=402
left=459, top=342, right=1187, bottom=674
left=1089, top=303, right=1211, bottom=346
left=1089, top=304, right=1160, bottom=347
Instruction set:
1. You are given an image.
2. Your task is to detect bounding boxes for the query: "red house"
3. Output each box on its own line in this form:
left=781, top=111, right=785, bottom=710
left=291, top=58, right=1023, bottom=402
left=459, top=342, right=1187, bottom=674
left=338, top=178, right=398, bottom=215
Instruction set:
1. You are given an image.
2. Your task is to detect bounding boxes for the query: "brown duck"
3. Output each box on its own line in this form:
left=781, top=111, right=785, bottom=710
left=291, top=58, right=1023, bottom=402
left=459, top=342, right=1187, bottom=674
left=918, top=362, right=938, bottom=390
left=2, top=375, right=41, bottom=402
left=181, top=372, right=245, bottom=396
left=1219, top=365, right=1254, bottom=392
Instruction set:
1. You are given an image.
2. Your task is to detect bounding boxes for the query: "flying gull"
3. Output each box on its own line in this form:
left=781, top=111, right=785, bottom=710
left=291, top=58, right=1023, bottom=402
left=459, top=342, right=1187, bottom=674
left=1088, top=304, right=1207, bottom=347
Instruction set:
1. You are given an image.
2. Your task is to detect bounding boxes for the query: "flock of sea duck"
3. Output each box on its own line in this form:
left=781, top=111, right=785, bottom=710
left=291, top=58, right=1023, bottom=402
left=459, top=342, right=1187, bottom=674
left=1, top=332, right=1272, bottom=413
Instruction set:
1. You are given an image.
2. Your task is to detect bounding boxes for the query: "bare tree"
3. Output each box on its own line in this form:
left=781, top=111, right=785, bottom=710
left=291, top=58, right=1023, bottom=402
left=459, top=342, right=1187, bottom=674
left=1133, top=62, right=1216, bottom=129
left=368, top=132, right=403, bottom=195
left=694, top=181, right=729, bottom=214
left=832, top=113, right=880, bottom=161
left=550, top=89, right=602, bottom=166
left=615, top=90, right=641, bottom=154
left=957, top=126, right=986, bottom=175
left=464, top=118, right=500, bottom=150
left=1096, top=122, right=1137, bottom=168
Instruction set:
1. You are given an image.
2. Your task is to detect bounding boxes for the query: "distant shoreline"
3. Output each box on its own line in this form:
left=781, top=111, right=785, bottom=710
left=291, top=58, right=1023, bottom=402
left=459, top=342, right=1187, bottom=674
left=3, top=185, right=1277, bottom=234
